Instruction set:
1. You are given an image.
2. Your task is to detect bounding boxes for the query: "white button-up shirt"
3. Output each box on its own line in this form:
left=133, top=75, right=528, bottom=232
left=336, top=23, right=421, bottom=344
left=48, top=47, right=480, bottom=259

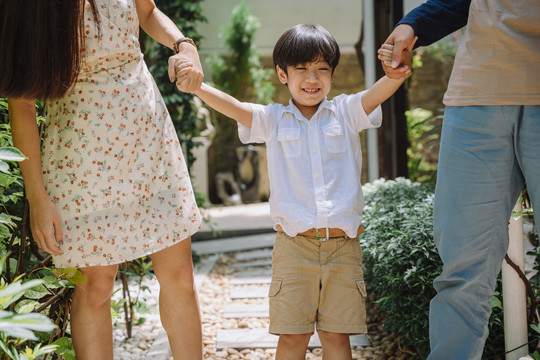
left=238, top=91, right=382, bottom=238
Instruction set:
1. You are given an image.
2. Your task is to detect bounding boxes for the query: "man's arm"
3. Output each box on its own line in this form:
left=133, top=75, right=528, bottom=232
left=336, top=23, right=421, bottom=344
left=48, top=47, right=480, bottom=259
left=382, top=0, right=470, bottom=78
left=399, top=0, right=471, bottom=48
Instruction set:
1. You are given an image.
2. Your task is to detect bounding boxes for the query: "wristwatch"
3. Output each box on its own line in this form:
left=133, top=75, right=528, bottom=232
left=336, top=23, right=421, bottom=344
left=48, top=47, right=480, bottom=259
left=173, top=37, right=197, bottom=54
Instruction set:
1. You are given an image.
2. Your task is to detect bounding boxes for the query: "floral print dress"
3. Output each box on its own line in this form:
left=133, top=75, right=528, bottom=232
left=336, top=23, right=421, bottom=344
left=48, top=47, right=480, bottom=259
left=42, top=0, right=201, bottom=268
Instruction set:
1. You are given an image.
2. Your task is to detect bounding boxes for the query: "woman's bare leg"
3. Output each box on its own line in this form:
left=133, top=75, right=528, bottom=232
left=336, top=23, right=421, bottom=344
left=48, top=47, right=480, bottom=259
left=151, top=238, right=202, bottom=359
left=70, top=264, right=118, bottom=360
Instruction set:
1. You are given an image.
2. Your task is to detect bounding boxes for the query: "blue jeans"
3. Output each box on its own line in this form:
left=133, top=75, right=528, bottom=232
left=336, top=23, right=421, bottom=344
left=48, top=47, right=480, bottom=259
left=428, top=105, right=540, bottom=360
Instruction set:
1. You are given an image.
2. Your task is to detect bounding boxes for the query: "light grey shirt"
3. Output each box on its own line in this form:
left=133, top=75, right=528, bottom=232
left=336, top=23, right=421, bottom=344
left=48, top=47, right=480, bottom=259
left=444, top=0, right=540, bottom=106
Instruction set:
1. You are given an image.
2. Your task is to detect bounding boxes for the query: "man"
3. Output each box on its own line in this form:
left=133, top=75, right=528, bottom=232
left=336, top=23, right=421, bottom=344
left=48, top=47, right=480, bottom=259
left=382, top=0, right=540, bottom=358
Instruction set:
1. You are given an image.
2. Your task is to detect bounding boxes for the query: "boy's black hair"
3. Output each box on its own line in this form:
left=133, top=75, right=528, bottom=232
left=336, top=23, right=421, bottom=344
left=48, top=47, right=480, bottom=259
left=273, top=24, right=340, bottom=75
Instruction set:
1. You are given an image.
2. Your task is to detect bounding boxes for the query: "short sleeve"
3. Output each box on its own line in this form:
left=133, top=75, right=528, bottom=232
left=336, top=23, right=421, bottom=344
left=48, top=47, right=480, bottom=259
left=335, top=92, right=382, bottom=133
left=238, top=103, right=276, bottom=144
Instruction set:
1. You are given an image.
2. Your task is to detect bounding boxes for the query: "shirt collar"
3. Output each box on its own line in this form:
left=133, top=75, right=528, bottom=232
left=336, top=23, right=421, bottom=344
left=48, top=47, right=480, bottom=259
left=280, top=98, right=336, bottom=122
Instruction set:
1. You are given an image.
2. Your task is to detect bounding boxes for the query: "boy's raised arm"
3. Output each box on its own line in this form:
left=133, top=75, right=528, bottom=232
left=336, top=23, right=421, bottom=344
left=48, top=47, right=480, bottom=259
left=194, top=83, right=253, bottom=128
left=361, top=75, right=406, bottom=115
left=361, top=39, right=416, bottom=115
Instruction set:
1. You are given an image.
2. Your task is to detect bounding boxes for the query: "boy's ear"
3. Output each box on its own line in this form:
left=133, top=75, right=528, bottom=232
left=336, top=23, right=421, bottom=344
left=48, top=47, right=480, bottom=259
left=276, top=65, right=288, bottom=85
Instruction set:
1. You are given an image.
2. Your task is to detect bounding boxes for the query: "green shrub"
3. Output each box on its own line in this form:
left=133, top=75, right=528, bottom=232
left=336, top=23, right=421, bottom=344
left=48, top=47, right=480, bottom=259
left=360, top=178, right=511, bottom=359
left=361, top=178, right=438, bottom=358
left=405, top=108, right=441, bottom=184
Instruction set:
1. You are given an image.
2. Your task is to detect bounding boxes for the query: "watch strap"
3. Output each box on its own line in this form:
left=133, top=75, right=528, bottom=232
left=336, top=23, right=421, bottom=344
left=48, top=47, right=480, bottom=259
left=173, top=37, right=197, bottom=53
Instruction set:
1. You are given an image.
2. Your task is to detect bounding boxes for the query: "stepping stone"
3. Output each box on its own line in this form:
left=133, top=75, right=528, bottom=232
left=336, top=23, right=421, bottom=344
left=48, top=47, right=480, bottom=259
left=230, top=276, right=271, bottom=285
left=235, top=249, right=273, bottom=261
left=230, top=259, right=272, bottom=269
left=191, top=233, right=275, bottom=255
left=194, top=254, right=219, bottom=289
left=233, top=268, right=273, bottom=278
left=216, top=329, right=370, bottom=349
left=223, top=303, right=269, bottom=318
left=230, top=286, right=269, bottom=299
left=145, top=331, right=171, bottom=360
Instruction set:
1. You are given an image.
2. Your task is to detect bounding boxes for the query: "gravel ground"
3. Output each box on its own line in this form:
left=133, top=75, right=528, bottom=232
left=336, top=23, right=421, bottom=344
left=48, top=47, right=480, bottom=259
left=111, top=252, right=417, bottom=360
left=198, top=253, right=416, bottom=360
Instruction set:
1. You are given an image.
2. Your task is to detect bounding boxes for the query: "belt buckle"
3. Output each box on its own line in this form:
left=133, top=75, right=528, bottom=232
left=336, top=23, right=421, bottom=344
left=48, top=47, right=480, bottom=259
left=315, top=228, right=329, bottom=242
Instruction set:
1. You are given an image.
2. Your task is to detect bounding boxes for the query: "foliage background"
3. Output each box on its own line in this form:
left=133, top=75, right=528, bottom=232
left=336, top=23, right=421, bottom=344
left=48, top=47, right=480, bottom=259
left=205, top=1, right=274, bottom=203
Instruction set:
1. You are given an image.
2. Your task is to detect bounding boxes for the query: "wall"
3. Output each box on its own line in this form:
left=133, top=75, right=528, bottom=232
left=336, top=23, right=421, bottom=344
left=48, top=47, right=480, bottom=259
left=197, top=0, right=363, bottom=58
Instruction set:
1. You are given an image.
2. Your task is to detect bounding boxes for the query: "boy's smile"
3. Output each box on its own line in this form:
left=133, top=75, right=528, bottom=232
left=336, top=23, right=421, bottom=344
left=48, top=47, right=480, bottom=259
left=277, top=60, right=334, bottom=119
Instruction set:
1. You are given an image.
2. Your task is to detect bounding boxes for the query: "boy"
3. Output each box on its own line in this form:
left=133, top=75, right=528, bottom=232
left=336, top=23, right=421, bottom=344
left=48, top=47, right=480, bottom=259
left=176, top=24, right=411, bottom=360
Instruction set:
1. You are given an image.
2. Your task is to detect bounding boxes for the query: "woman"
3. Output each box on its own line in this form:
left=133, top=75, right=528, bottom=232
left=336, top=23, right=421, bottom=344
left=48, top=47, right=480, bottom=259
left=1, top=0, right=204, bottom=358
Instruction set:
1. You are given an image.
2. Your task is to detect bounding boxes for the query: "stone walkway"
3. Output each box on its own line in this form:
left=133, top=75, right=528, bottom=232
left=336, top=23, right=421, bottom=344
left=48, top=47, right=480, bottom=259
left=110, top=232, right=415, bottom=360
left=110, top=203, right=421, bottom=360
left=109, top=214, right=537, bottom=360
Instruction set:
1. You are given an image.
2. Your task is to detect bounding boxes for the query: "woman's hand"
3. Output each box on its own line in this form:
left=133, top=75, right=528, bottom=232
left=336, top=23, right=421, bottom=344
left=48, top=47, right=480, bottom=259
left=29, top=196, right=64, bottom=256
left=168, top=42, right=203, bottom=93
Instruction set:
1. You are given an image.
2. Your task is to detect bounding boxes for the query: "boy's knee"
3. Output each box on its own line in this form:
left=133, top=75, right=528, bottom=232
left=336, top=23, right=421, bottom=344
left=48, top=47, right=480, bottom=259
left=279, top=333, right=311, bottom=346
left=317, top=330, right=350, bottom=346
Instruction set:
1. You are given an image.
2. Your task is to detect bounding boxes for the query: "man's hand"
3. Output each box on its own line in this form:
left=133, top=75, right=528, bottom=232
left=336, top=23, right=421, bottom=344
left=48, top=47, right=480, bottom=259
left=380, top=24, right=417, bottom=79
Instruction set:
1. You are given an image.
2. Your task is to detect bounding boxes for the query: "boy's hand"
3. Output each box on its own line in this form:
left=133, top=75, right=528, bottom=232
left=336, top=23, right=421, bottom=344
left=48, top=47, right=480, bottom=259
left=378, top=36, right=417, bottom=79
left=173, top=60, right=196, bottom=93
left=380, top=24, right=418, bottom=79
left=167, top=42, right=204, bottom=92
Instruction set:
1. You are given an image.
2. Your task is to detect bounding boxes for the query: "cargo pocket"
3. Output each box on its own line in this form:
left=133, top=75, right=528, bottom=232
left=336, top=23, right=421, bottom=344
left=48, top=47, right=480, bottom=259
left=269, top=277, right=283, bottom=297
left=268, top=277, right=283, bottom=322
left=355, top=279, right=367, bottom=298
left=322, top=124, right=346, bottom=153
left=277, top=128, right=301, bottom=158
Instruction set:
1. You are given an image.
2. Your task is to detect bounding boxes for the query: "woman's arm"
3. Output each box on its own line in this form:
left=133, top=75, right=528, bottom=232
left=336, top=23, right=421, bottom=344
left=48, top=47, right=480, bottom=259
left=194, top=83, right=253, bottom=128
left=8, top=98, right=64, bottom=255
left=134, top=0, right=203, bottom=92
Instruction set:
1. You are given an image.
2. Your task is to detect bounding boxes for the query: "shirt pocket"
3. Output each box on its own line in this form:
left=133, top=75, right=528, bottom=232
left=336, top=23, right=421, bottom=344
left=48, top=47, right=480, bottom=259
left=277, top=128, right=301, bottom=158
left=322, top=124, right=346, bottom=153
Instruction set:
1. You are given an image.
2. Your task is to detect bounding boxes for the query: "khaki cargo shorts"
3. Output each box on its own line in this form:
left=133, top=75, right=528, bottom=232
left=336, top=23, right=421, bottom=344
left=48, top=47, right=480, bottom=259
left=268, top=231, right=367, bottom=335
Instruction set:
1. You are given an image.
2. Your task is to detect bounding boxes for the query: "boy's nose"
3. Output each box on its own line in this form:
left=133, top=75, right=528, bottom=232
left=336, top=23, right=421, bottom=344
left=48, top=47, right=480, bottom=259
left=306, top=71, right=318, bottom=82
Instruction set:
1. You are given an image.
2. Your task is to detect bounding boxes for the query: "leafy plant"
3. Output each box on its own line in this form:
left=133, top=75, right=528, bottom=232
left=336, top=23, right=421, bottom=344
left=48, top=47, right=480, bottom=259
left=361, top=178, right=438, bottom=358
left=0, top=254, right=58, bottom=360
left=405, top=108, right=441, bottom=183
left=207, top=1, right=275, bottom=177
left=360, top=178, right=521, bottom=359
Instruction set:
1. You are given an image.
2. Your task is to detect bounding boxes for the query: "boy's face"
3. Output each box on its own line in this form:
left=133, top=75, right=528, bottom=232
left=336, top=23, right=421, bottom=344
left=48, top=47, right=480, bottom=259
left=276, top=59, right=334, bottom=119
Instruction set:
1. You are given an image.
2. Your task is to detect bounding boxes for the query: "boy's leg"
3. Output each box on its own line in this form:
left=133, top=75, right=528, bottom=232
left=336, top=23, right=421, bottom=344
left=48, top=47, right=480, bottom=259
left=275, top=333, right=311, bottom=360
left=318, top=330, right=353, bottom=360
